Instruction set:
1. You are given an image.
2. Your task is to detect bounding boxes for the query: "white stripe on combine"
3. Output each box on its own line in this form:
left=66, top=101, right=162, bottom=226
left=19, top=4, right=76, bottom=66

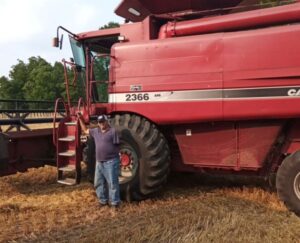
left=108, top=86, right=300, bottom=103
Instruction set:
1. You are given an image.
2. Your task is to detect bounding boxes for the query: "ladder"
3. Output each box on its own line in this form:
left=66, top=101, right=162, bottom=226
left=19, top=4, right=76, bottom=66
left=53, top=98, right=82, bottom=185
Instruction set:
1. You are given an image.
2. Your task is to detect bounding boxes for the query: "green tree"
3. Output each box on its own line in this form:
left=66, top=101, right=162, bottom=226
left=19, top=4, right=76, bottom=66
left=0, top=76, right=11, bottom=99
left=99, top=21, right=120, bottom=30
left=0, top=57, right=67, bottom=106
left=7, top=60, right=29, bottom=100
left=23, top=57, right=65, bottom=101
left=0, top=21, right=120, bottom=105
left=0, top=76, right=13, bottom=109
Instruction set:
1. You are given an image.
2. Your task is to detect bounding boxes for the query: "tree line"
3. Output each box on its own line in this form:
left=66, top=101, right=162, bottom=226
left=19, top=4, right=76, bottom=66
left=0, top=57, right=66, bottom=101
left=0, top=22, right=120, bottom=105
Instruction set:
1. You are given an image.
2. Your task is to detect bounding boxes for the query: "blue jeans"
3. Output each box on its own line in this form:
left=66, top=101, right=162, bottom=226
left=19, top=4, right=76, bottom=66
left=94, top=157, right=120, bottom=206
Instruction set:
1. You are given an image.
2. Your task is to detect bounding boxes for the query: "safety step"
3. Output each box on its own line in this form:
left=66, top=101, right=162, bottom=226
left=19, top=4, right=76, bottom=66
left=58, top=150, right=76, bottom=157
left=65, top=122, right=77, bottom=126
left=57, top=178, right=77, bottom=186
left=58, top=136, right=75, bottom=142
left=58, top=165, right=76, bottom=172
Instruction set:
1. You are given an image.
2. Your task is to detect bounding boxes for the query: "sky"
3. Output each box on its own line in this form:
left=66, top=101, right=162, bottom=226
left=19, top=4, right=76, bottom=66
left=0, top=0, right=123, bottom=78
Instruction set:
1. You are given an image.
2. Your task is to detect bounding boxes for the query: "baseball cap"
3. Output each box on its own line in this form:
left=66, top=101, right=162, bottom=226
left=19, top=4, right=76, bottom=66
left=97, top=114, right=108, bottom=122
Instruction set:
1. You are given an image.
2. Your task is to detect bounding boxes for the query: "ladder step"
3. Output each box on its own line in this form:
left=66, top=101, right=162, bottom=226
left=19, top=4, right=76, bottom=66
left=58, top=136, right=75, bottom=142
left=59, top=150, right=76, bottom=157
left=65, top=122, right=77, bottom=126
left=57, top=178, right=77, bottom=186
left=58, top=165, right=76, bottom=172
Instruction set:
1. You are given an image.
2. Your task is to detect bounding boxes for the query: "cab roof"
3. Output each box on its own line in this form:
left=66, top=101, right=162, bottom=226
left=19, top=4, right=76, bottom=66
left=114, top=0, right=260, bottom=22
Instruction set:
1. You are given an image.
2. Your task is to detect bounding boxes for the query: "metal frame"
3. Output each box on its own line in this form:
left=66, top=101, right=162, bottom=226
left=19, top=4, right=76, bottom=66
left=0, top=99, right=66, bottom=132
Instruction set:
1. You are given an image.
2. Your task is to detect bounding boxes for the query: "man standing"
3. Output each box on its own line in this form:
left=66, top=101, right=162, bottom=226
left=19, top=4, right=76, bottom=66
left=78, top=114, right=121, bottom=209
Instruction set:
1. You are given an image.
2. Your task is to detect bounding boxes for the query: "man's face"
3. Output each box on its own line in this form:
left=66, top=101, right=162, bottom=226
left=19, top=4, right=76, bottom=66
left=98, top=120, right=108, bottom=130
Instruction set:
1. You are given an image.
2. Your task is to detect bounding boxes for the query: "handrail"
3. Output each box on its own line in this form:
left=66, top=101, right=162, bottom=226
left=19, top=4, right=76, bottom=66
left=77, top=97, right=87, bottom=113
left=70, top=64, right=78, bottom=87
left=76, top=97, right=87, bottom=147
left=89, top=80, right=110, bottom=102
left=53, top=98, right=69, bottom=146
left=62, top=59, right=78, bottom=109
left=89, top=54, right=112, bottom=103
left=90, top=53, right=111, bottom=81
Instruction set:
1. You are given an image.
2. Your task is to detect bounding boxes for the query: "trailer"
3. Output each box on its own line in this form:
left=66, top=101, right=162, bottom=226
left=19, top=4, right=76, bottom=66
left=2, top=0, right=300, bottom=215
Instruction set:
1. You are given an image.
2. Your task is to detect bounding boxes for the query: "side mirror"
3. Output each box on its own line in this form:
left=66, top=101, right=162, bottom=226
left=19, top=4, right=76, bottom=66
left=54, top=26, right=78, bottom=50
left=52, top=34, right=63, bottom=49
left=52, top=37, right=59, bottom=48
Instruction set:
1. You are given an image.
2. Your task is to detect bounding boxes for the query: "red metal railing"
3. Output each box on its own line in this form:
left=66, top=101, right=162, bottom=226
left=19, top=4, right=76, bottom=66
left=62, top=59, right=78, bottom=109
left=76, top=97, right=87, bottom=147
left=88, top=54, right=115, bottom=103
left=53, top=98, right=69, bottom=146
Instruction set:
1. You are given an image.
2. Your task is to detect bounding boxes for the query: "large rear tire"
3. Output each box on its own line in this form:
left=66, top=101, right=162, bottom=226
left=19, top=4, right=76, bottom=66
left=84, top=137, right=96, bottom=183
left=276, top=151, right=300, bottom=215
left=111, top=114, right=170, bottom=201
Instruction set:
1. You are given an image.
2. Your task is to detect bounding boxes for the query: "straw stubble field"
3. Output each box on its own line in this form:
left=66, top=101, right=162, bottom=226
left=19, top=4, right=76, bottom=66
left=1, top=124, right=300, bottom=242
left=1, top=165, right=300, bottom=243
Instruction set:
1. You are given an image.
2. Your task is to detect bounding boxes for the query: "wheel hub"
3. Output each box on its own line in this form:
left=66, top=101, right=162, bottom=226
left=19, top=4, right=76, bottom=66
left=119, top=147, right=138, bottom=184
left=294, top=172, right=300, bottom=199
left=121, top=153, right=131, bottom=167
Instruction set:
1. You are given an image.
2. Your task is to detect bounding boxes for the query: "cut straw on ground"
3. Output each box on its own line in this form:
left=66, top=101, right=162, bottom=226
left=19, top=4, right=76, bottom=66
left=0, top=166, right=300, bottom=243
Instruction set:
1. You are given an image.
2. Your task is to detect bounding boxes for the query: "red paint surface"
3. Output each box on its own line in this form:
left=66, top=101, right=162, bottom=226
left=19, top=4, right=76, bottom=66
left=108, top=23, right=300, bottom=124
left=159, top=3, right=300, bottom=38
left=121, top=153, right=131, bottom=167
left=282, top=121, right=300, bottom=154
left=5, top=1, right=300, bottom=178
left=64, top=2, right=300, bottom=173
left=238, top=121, right=282, bottom=169
left=77, top=28, right=120, bottom=41
left=174, top=121, right=282, bottom=170
left=174, top=122, right=237, bottom=168
left=2, top=129, right=55, bottom=176
left=90, top=4, right=300, bottom=171
left=115, top=0, right=246, bottom=22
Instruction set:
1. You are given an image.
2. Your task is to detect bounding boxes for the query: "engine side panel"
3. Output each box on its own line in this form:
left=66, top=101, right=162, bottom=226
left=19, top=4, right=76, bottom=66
left=173, top=120, right=283, bottom=170
left=223, top=24, right=300, bottom=120
left=109, top=24, right=300, bottom=124
left=109, top=33, right=223, bottom=123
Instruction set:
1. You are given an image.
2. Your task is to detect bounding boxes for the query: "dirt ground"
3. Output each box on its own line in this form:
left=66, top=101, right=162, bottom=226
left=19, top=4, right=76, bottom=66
left=0, top=165, right=300, bottom=243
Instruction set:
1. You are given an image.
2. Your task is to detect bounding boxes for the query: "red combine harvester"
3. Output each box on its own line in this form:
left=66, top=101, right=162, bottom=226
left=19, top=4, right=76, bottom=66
left=2, top=0, right=300, bottom=214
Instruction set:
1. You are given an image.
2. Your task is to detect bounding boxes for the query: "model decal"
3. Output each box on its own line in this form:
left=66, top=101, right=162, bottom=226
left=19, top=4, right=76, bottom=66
left=109, top=86, right=300, bottom=103
left=288, top=89, right=300, bottom=96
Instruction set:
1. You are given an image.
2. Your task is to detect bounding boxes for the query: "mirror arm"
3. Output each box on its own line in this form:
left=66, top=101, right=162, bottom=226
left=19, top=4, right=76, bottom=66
left=53, top=26, right=79, bottom=49
left=56, top=26, right=79, bottom=39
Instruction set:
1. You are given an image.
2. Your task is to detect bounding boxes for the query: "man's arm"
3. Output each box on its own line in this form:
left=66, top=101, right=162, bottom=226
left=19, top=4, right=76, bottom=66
left=77, top=113, right=89, bottom=135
